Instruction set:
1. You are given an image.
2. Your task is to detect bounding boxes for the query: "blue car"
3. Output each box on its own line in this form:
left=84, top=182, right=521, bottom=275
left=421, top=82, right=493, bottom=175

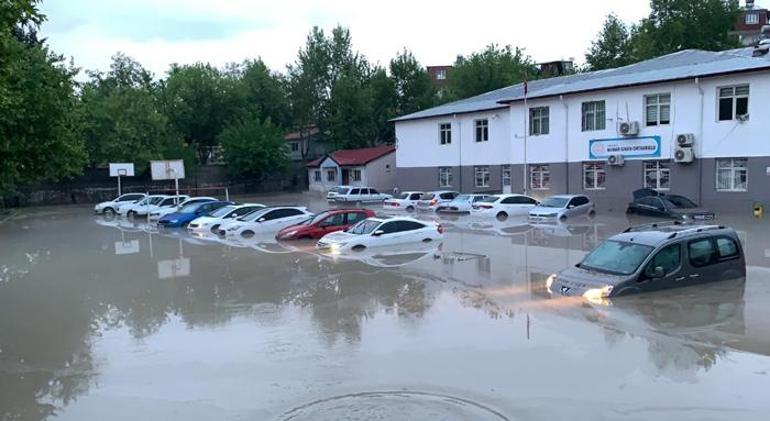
left=158, top=200, right=233, bottom=228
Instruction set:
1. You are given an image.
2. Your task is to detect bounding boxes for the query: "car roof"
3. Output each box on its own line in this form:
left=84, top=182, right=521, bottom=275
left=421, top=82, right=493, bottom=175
left=234, top=203, right=265, bottom=208
left=427, top=190, right=458, bottom=194
left=548, top=194, right=584, bottom=199
left=610, top=223, right=736, bottom=247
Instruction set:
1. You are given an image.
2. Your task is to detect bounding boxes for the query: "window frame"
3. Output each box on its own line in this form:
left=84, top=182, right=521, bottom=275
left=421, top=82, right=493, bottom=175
left=502, top=165, right=511, bottom=187
left=438, top=167, right=453, bottom=188
left=644, top=93, right=671, bottom=126
left=352, top=169, right=362, bottom=182
left=529, top=106, right=550, bottom=136
left=529, top=164, right=551, bottom=190
left=643, top=160, right=671, bottom=191
left=582, top=162, right=606, bottom=190
left=326, top=168, right=336, bottom=182
left=439, top=122, right=452, bottom=145
left=746, top=13, right=759, bottom=25
left=313, top=170, right=321, bottom=182
left=436, top=69, right=447, bottom=80
left=645, top=243, right=682, bottom=277
left=715, top=158, right=748, bottom=192
left=289, top=141, right=299, bottom=152
left=717, top=84, right=750, bottom=122
left=474, top=166, right=490, bottom=188
left=581, top=100, right=606, bottom=132
left=474, top=119, right=489, bottom=142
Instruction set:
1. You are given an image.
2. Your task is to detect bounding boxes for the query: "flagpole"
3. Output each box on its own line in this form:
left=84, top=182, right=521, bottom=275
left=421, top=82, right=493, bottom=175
left=522, top=70, right=528, bottom=195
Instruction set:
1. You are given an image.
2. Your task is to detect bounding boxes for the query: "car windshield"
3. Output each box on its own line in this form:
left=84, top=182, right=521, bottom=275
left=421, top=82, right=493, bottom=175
left=347, top=219, right=381, bottom=235
left=239, top=208, right=268, bottom=222
left=540, top=197, right=569, bottom=208
left=306, top=211, right=333, bottom=225
left=210, top=206, right=235, bottom=218
left=149, top=197, right=165, bottom=205
left=331, top=187, right=349, bottom=194
left=663, top=196, right=697, bottom=209
left=580, top=240, right=654, bottom=275
left=455, top=195, right=471, bottom=202
left=180, top=203, right=205, bottom=214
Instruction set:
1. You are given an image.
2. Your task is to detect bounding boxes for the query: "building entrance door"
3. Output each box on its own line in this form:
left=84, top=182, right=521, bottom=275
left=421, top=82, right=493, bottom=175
left=341, top=169, right=350, bottom=185
left=502, top=165, right=512, bottom=194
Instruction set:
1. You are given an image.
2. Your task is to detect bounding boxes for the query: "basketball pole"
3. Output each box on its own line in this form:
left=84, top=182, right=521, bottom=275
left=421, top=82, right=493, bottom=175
left=117, top=174, right=122, bottom=196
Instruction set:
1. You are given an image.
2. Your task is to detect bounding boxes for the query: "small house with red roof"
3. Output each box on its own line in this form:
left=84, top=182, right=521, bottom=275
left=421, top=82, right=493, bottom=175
left=306, top=145, right=396, bottom=192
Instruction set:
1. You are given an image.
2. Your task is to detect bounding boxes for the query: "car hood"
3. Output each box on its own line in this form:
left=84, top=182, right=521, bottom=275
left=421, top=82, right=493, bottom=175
left=530, top=205, right=563, bottom=213
left=668, top=207, right=714, bottom=216
left=319, top=231, right=358, bottom=244
left=277, top=224, right=311, bottom=235
left=553, top=266, right=628, bottom=296
left=159, top=212, right=186, bottom=221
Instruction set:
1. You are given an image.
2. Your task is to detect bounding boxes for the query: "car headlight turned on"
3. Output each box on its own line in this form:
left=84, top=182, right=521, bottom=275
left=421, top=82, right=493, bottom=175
left=545, top=274, right=557, bottom=294
left=681, top=214, right=690, bottom=220
left=582, top=285, right=614, bottom=304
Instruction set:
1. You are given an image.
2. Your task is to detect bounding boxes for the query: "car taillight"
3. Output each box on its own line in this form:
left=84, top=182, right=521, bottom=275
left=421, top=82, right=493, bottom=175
left=437, top=224, right=444, bottom=234
left=430, top=199, right=437, bottom=206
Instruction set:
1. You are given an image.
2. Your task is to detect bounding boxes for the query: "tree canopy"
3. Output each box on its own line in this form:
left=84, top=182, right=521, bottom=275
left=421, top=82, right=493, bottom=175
left=447, top=44, right=538, bottom=100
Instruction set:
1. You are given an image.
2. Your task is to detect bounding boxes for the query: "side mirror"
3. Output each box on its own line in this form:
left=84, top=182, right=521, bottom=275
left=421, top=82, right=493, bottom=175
left=258, top=218, right=266, bottom=223
left=567, top=205, right=575, bottom=209
left=372, top=230, right=384, bottom=237
left=650, top=266, right=665, bottom=279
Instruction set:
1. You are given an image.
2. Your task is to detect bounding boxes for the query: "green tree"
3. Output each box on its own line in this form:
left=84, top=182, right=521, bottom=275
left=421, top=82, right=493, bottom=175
left=585, top=14, right=634, bottom=71
left=227, top=59, right=291, bottom=128
left=80, top=54, right=188, bottom=173
left=369, top=67, right=397, bottom=144
left=389, top=48, right=435, bottom=115
left=631, top=0, right=741, bottom=61
left=447, top=44, right=537, bottom=100
left=219, top=115, right=288, bottom=179
left=0, top=0, right=86, bottom=195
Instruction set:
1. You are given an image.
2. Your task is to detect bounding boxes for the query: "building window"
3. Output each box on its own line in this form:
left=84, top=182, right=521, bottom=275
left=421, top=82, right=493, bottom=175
left=474, top=119, right=489, bottom=142
left=289, top=142, right=299, bottom=152
left=474, top=166, right=490, bottom=187
left=718, top=85, right=749, bottom=121
left=645, top=94, right=671, bottom=126
left=439, top=167, right=453, bottom=187
left=716, top=158, right=748, bottom=191
left=530, top=164, right=551, bottom=190
left=583, top=162, right=606, bottom=190
left=644, top=161, right=671, bottom=190
left=529, top=107, right=549, bottom=135
left=746, top=13, right=759, bottom=25
left=581, top=101, right=606, bottom=131
left=352, top=169, right=362, bottom=181
left=314, top=170, right=321, bottom=182
left=326, top=169, right=336, bottom=182
left=502, top=165, right=511, bottom=186
left=439, top=122, right=452, bottom=145
left=436, top=69, right=447, bottom=80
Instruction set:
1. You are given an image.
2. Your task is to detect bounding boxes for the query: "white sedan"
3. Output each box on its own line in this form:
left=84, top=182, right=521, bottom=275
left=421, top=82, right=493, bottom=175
left=220, top=206, right=313, bottom=238
left=471, top=194, right=539, bottom=219
left=383, top=191, right=424, bottom=212
left=148, top=196, right=218, bottom=222
left=136, top=195, right=189, bottom=218
left=316, top=216, right=443, bottom=253
left=436, top=194, right=490, bottom=213
left=187, top=203, right=266, bottom=233
left=94, top=193, right=147, bottom=215
left=116, top=195, right=168, bottom=217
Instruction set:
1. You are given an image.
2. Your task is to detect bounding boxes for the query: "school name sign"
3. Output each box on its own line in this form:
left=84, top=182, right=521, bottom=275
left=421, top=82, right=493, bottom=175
left=589, top=136, right=661, bottom=159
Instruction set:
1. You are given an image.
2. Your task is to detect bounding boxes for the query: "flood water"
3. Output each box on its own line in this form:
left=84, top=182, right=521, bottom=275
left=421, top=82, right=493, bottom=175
left=2, top=193, right=770, bottom=421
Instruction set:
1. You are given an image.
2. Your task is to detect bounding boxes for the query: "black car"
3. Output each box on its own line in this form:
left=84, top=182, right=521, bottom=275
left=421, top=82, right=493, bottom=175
left=626, top=189, right=715, bottom=221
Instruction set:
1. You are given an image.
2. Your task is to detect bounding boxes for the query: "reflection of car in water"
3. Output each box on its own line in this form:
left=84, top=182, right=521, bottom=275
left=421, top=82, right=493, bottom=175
left=626, top=188, right=715, bottom=221
left=548, top=222, right=746, bottom=300
left=317, top=217, right=443, bottom=252
left=529, top=219, right=596, bottom=237
left=315, top=241, right=441, bottom=268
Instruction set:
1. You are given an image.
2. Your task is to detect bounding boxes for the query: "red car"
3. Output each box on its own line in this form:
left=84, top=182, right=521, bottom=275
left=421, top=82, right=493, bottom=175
left=275, top=209, right=376, bottom=240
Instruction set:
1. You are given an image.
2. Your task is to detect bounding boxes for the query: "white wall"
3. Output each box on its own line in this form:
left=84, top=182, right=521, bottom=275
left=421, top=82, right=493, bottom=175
left=308, top=157, right=340, bottom=192
left=396, top=70, right=770, bottom=167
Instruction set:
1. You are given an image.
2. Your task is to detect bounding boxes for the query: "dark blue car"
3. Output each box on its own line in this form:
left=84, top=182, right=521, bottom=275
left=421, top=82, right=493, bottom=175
left=158, top=200, right=233, bottom=228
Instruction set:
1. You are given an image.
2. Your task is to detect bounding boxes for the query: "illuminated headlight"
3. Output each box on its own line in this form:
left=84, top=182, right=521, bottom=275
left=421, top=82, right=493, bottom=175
left=681, top=214, right=690, bottom=220
left=582, top=285, right=614, bottom=301
left=545, top=274, right=557, bottom=293
left=329, top=242, right=345, bottom=254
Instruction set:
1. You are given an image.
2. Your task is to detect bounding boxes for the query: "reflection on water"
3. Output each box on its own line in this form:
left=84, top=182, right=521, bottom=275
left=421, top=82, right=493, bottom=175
left=1, top=203, right=770, bottom=420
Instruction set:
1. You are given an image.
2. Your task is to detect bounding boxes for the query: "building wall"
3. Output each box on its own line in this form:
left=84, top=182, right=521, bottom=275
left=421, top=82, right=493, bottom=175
left=364, top=152, right=397, bottom=193
left=308, top=157, right=340, bottom=192
left=395, top=70, right=770, bottom=212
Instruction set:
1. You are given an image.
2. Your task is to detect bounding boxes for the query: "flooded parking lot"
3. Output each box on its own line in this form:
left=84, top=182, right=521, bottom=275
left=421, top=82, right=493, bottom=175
left=2, top=193, right=770, bottom=421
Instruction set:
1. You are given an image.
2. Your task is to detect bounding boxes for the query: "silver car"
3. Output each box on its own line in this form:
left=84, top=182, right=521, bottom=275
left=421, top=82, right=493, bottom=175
left=529, top=194, right=595, bottom=221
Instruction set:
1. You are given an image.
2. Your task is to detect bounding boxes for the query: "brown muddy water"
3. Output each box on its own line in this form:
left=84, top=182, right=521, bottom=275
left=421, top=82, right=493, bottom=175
left=1, top=192, right=769, bottom=421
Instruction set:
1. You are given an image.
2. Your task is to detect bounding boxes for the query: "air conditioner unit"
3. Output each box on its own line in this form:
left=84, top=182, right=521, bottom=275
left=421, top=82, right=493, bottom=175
left=607, top=154, right=625, bottom=166
left=618, top=121, right=640, bottom=136
left=676, top=133, right=695, bottom=147
left=674, top=147, right=695, bottom=164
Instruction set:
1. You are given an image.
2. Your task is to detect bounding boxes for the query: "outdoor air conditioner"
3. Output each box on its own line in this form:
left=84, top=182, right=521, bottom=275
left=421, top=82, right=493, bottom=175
left=617, top=121, right=640, bottom=136
left=674, top=147, right=695, bottom=164
left=676, top=133, right=695, bottom=147
left=607, top=154, right=625, bottom=166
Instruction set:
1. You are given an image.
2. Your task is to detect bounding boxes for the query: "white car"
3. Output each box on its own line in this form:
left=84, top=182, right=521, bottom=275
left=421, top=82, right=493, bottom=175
left=436, top=194, right=490, bottom=213
left=116, top=195, right=168, bottom=217
left=316, top=216, right=443, bottom=252
left=220, top=206, right=313, bottom=238
left=415, top=191, right=460, bottom=212
left=94, top=193, right=147, bottom=215
left=148, top=196, right=218, bottom=222
left=383, top=191, right=424, bottom=212
left=528, top=194, right=595, bottom=221
left=326, top=186, right=352, bottom=202
left=187, top=203, right=266, bottom=233
left=135, top=195, right=189, bottom=218
left=471, top=194, right=540, bottom=219
left=332, top=187, right=392, bottom=204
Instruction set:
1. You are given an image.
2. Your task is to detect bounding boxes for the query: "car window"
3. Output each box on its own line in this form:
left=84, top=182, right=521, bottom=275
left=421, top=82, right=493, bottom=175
left=409, top=193, right=422, bottom=200
left=350, top=188, right=360, bottom=195
left=688, top=239, right=719, bottom=267
left=160, top=198, right=176, bottom=206
left=397, top=221, right=426, bottom=231
left=663, top=196, right=697, bottom=209
left=234, top=206, right=261, bottom=217
left=119, top=194, right=143, bottom=202
left=261, top=209, right=285, bottom=221
left=540, top=197, right=569, bottom=208
left=321, top=213, right=346, bottom=226
left=422, top=193, right=436, bottom=200
left=502, top=196, right=537, bottom=205
left=581, top=240, right=654, bottom=275
left=646, top=243, right=681, bottom=276
left=637, top=197, right=660, bottom=207
left=570, top=196, right=589, bottom=207
left=348, top=219, right=380, bottom=235
left=378, top=221, right=400, bottom=234
left=370, top=189, right=379, bottom=194
left=472, top=196, right=488, bottom=203
left=716, top=237, right=739, bottom=259
left=439, top=193, right=454, bottom=200
left=346, top=212, right=367, bottom=224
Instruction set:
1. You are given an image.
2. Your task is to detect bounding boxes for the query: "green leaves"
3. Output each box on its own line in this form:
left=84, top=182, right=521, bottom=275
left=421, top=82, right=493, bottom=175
left=586, top=14, right=634, bottom=71
left=218, top=115, right=287, bottom=179
left=447, top=44, right=538, bottom=100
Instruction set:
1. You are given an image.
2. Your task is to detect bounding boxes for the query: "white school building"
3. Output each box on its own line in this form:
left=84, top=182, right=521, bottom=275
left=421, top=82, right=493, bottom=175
left=393, top=48, right=770, bottom=212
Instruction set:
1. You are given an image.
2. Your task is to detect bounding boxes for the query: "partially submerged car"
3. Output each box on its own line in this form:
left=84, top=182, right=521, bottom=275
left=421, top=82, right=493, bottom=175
left=116, top=195, right=168, bottom=218
left=547, top=222, right=745, bottom=300
left=157, top=200, right=233, bottom=228
left=275, top=208, right=375, bottom=240
left=316, top=216, right=443, bottom=252
left=529, top=194, right=594, bottom=221
left=149, top=196, right=218, bottom=222
left=331, top=187, right=392, bottom=204
left=219, top=206, right=313, bottom=238
left=187, top=203, right=266, bottom=234
left=471, top=194, right=539, bottom=219
left=626, top=188, right=715, bottom=221
left=415, top=191, right=460, bottom=212
left=384, top=191, right=424, bottom=212
left=436, top=194, right=490, bottom=214
left=94, top=193, right=147, bottom=215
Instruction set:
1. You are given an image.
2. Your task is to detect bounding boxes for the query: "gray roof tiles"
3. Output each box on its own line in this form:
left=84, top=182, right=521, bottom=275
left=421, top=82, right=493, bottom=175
left=393, top=48, right=770, bottom=122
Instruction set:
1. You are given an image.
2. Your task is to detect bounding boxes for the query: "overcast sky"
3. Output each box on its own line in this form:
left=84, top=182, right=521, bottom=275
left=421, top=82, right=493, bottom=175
left=40, top=0, right=655, bottom=78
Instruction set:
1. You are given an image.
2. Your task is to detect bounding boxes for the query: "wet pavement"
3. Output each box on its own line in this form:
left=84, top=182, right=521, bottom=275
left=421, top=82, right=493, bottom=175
left=1, top=192, right=770, bottom=421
